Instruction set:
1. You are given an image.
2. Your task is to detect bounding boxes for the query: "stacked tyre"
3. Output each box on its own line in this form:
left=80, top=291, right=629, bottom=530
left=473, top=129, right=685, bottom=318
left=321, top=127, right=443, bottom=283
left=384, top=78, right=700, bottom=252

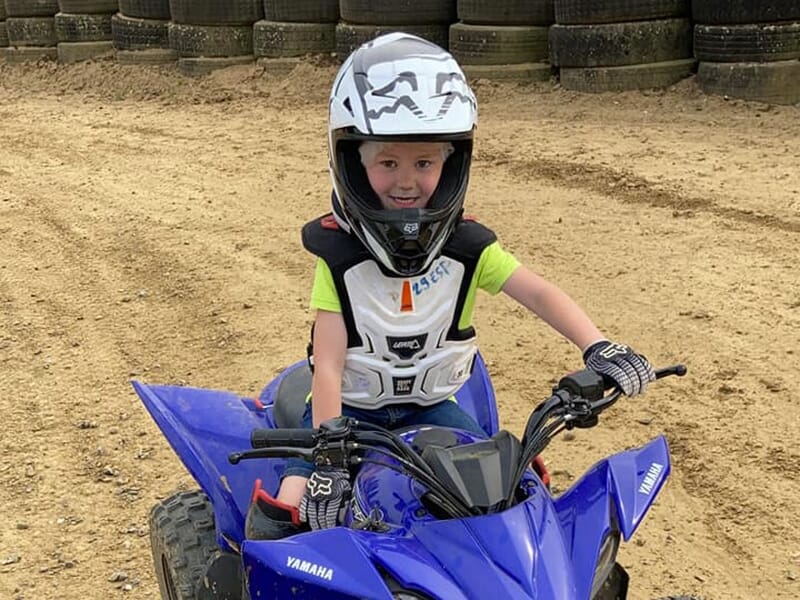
left=4, top=0, right=59, bottom=62
left=0, top=2, right=8, bottom=60
left=55, top=0, right=116, bottom=63
left=112, top=0, right=174, bottom=65
left=449, top=0, right=553, bottom=83
left=693, top=1, right=800, bottom=105
left=168, top=0, right=263, bottom=76
left=336, top=0, right=454, bottom=62
left=254, top=0, right=337, bottom=74
left=549, top=0, right=695, bottom=92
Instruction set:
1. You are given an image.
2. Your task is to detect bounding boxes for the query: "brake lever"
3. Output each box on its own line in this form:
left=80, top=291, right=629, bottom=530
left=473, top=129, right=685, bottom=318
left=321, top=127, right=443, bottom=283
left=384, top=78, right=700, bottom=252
left=229, top=447, right=315, bottom=464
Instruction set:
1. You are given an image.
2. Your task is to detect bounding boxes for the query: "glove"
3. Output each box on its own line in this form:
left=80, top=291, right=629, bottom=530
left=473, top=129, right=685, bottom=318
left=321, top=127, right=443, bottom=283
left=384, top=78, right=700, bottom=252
left=298, top=468, right=351, bottom=530
left=583, top=340, right=655, bottom=396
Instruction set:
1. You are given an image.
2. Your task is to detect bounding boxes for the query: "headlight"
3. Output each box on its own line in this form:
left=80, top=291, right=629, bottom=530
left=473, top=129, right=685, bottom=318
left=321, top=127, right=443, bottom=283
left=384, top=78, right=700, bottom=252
left=590, top=530, right=621, bottom=599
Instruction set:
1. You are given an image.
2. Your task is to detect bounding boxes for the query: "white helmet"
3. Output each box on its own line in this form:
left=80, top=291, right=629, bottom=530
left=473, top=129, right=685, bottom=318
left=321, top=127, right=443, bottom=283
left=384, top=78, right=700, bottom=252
left=328, top=32, right=478, bottom=276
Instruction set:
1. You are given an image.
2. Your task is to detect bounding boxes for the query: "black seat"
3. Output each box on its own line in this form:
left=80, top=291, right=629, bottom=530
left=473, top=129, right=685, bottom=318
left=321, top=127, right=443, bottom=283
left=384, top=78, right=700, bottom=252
left=272, top=364, right=312, bottom=428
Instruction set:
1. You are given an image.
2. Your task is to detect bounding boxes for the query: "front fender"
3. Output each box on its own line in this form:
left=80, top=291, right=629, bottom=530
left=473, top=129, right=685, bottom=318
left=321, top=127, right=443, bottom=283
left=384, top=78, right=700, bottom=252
left=554, top=436, right=671, bottom=599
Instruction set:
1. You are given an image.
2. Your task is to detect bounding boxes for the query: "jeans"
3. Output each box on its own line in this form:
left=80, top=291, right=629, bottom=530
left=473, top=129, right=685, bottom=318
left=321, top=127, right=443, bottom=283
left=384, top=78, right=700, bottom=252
left=281, top=399, right=484, bottom=479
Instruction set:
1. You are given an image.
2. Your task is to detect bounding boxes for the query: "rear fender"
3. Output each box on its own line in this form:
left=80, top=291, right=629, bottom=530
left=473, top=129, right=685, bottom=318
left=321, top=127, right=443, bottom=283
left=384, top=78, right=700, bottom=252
left=453, top=351, right=500, bottom=436
left=132, top=381, right=281, bottom=545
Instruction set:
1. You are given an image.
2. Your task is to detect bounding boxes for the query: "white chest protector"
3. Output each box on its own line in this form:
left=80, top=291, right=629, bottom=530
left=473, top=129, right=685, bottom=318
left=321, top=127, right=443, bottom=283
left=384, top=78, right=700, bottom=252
left=340, top=256, right=476, bottom=408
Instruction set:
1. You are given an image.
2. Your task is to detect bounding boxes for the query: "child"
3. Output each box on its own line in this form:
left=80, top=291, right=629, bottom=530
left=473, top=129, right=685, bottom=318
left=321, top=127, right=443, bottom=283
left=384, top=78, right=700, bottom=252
left=245, top=32, right=654, bottom=540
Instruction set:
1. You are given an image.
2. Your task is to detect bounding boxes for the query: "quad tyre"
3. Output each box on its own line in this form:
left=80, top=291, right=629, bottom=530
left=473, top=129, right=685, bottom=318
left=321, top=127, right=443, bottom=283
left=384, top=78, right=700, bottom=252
left=149, top=490, right=218, bottom=600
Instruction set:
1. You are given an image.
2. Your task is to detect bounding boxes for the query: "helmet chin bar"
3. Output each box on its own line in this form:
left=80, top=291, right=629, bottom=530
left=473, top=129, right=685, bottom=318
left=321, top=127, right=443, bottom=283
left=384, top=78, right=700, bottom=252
left=362, top=225, right=436, bottom=277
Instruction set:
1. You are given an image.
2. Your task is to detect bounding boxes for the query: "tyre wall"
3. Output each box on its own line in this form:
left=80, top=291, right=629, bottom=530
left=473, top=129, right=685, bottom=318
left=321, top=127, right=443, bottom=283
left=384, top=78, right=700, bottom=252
left=693, top=1, right=800, bottom=105
left=549, top=0, right=696, bottom=92
left=1, top=0, right=8, bottom=61
left=449, top=0, right=554, bottom=83
left=2, top=0, right=800, bottom=105
left=113, top=0, right=175, bottom=66
left=55, top=0, right=118, bottom=63
left=4, top=0, right=60, bottom=62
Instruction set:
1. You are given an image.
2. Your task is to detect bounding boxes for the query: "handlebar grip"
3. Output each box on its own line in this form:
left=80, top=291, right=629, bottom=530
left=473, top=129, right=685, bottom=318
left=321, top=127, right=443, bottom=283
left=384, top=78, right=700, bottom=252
left=250, top=428, right=316, bottom=449
left=654, top=364, right=687, bottom=379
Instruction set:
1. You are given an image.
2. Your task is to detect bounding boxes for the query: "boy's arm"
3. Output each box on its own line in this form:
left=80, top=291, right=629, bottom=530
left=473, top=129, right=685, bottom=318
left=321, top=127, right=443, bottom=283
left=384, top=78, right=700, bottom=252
left=500, top=264, right=655, bottom=396
left=501, top=265, right=605, bottom=352
left=310, top=309, right=347, bottom=427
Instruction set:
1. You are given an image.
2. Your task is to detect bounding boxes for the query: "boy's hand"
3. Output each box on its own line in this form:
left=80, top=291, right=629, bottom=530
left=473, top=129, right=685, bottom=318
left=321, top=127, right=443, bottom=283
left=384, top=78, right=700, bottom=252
left=583, top=340, right=655, bottom=396
left=298, top=468, right=351, bottom=530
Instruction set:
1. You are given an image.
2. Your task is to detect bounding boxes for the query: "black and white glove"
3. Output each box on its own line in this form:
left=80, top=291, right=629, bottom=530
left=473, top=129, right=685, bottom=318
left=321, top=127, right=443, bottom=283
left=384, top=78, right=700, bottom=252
left=298, top=468, right=351, bottom=530
left=583, top=340, right=655, bottom=396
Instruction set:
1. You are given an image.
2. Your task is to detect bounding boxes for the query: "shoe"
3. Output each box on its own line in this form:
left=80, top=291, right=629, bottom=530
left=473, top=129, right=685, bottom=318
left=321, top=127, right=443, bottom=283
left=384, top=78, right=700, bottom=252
left=244, top=479, right=303, bottom=540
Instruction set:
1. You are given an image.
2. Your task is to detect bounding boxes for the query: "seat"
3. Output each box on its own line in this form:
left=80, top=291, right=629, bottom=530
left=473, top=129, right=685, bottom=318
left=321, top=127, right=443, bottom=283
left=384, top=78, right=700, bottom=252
left=272, top=364, right=312, bottom=428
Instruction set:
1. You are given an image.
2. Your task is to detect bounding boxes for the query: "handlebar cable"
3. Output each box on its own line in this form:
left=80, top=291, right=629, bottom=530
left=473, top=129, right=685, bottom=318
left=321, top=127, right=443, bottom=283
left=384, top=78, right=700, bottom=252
left=349, top=444, right=476, bottom=516
left=350, top=430, right=438, bottom=478
left=349, top=421, right=437, bottom=472
left=351, top=457, right=475, bottom=518
left=503, top=415, right=568, bottom=509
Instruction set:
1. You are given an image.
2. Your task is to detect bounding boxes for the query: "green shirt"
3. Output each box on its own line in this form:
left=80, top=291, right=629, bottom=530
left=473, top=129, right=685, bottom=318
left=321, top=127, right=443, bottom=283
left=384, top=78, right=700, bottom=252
left=310, top=241, right=520, bottom=329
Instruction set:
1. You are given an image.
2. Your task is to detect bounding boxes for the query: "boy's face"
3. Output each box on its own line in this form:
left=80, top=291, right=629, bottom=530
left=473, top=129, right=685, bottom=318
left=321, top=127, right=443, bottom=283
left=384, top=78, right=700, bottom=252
left=364, top=142, right=446, bottom=210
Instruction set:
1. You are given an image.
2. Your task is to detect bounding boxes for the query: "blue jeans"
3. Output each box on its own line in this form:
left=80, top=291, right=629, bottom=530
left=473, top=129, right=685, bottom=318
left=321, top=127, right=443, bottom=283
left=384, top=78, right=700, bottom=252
left=281, top=400, right=484, bottom=479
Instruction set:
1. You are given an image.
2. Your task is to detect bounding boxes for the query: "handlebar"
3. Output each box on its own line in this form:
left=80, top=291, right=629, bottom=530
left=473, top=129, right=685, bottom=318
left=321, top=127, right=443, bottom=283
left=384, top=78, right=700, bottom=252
left=250, top=428, right=317, bottom=449
left=229, top=364, right=687, bottom=517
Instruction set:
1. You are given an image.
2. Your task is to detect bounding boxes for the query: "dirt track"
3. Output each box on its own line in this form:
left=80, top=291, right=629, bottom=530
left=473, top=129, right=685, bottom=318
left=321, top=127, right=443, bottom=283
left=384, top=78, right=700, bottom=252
left=1, top=59, right=799, bottom=600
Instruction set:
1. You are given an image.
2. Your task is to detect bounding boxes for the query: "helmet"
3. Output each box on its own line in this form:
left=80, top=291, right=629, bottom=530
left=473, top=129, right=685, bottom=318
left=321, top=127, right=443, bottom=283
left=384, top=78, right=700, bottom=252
left=328, top=32, right=478, bottom=276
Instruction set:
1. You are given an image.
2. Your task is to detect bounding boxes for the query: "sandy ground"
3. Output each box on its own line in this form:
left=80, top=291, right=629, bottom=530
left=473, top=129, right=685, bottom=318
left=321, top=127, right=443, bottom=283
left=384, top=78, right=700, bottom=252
left=1, top=57, right=799, bottom=600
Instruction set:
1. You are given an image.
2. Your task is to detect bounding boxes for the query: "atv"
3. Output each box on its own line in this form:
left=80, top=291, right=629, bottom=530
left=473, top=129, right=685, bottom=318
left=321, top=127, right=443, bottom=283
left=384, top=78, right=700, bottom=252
left=133, top=353, right=694, bottom=599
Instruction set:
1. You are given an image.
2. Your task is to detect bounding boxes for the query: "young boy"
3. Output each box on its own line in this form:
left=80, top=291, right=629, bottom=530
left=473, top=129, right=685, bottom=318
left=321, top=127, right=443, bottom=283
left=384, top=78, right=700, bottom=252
left=245, top=33, right=654, bottom=540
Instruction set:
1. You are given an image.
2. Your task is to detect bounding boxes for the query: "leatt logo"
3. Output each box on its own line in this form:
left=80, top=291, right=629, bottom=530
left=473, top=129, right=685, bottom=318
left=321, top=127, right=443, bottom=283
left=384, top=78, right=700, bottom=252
left=387, top=334, right=428, bottom=359
left=392, top=339, right=421, bottom=350
left=286, top=556, right=334, bottom=581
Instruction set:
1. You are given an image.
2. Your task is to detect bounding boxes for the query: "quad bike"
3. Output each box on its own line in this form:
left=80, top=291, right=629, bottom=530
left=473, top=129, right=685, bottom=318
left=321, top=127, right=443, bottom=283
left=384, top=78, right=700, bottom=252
left=133, top=353, right=694, bottom=599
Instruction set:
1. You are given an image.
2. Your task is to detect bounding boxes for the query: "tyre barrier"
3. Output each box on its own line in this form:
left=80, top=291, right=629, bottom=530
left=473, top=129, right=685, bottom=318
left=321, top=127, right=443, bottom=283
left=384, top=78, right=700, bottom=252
left=4, top=0, right=59, bottom=62
left=264, top=0, right=339, bottom=24
left=450, top=22, right=552, bottom=83
left=335, top=21, right=449, bottom=62
left=449, top=1, right=554, bottom=83
left=166, top=0, right=262, bottom=75
left=113, top=0, right=174, bottom=65
left=340, top=0, right=456, bottom=26
left=0, top=2, right=6, bottom=61
left=55, top=7, right=115, bottom=63
left=0, top=0, right=5, bottom=60
left=2, top=0, right=798, bottom=106
left=693, top=1, right=800, bottom=104
left=253, top=20, right=335, bottom=59
left=334, top=0, right=453, bottom=64
left=550, top=0, right=694, bottom=92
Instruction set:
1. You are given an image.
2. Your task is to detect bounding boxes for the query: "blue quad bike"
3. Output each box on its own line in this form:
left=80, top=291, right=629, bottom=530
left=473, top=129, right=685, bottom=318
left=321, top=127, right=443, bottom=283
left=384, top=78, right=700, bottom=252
left=133, top=355, right=696, bottom=600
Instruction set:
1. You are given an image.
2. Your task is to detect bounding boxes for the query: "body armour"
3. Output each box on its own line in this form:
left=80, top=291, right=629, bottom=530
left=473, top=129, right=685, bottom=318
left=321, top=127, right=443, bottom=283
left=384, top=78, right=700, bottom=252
left=302, top=215, right=497, bottom=409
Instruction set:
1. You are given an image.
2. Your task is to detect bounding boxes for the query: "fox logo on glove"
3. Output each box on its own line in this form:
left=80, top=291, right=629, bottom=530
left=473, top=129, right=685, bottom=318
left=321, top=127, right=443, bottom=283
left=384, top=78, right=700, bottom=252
left=598, top=343, right=630, bottom=359
left=307, top=472, right=334, bottom=498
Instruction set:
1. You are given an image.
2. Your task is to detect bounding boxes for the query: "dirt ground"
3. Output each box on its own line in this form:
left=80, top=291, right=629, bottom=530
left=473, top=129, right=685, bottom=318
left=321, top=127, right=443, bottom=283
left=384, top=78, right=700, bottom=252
left=1, top=57, right=798, bottom=600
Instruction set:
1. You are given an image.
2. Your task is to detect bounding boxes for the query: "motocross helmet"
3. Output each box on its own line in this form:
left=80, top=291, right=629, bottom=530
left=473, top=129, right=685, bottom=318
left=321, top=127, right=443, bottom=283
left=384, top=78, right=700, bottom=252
left=328, top=32, right=478, bottom=276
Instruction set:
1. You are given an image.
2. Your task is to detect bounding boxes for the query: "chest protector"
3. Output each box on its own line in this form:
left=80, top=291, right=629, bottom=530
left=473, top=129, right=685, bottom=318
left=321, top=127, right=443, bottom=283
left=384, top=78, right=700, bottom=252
left=302, top=214, right=496, bottom=409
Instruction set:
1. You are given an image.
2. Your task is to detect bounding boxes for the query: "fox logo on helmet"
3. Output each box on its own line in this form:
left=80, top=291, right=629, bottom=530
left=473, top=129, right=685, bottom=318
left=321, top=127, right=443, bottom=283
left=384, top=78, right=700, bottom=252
left=348, top=33, right=477, bottom=133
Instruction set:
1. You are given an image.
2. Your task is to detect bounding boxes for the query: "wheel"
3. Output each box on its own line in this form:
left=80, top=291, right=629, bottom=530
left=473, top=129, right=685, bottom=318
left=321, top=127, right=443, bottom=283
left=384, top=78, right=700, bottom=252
left=149, top=489, right=218, bottom=600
